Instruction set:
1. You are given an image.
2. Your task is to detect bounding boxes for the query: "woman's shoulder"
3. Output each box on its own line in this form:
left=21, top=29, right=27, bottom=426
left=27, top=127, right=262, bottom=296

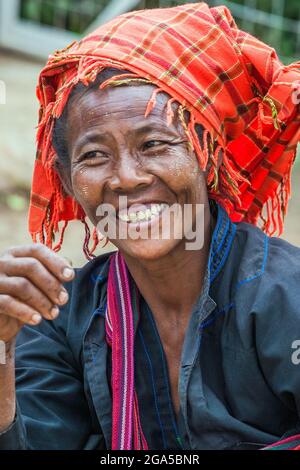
left=214, top=222, right=300, bottom=362
left=231, top=220, right=300, bottom=288
left=230, top=221, right=300, bottom=328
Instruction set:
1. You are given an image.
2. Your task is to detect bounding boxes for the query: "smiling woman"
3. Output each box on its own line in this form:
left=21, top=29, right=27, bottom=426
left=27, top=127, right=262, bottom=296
left=0, top=1, right=300, bottom=452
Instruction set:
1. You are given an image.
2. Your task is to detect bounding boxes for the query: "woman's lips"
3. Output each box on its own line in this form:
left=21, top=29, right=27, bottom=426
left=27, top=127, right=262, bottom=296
left=118, top=202, right=169, bottom=223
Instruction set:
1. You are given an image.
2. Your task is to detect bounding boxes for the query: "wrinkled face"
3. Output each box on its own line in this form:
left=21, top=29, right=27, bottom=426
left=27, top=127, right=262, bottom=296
left=63, top=84, right=210, bottom=260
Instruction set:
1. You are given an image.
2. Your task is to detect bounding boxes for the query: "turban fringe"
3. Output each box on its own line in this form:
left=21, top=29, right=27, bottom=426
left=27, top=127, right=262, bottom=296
left=29, top=2, right=300, bottom=257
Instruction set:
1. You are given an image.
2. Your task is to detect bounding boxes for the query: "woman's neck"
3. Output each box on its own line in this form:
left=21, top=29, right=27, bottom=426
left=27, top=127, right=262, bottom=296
left=122, top=207, right=215, bottom=325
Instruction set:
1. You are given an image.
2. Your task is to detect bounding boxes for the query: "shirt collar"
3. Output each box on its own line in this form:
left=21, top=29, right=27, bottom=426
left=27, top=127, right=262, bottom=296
left=208, top=199, right=237, bottom=286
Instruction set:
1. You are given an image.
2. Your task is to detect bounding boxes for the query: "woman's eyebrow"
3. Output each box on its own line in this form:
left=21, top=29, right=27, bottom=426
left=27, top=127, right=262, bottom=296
left=128, top=123, right=179, bottom=137
left=73, top=131, right=112, bottom=153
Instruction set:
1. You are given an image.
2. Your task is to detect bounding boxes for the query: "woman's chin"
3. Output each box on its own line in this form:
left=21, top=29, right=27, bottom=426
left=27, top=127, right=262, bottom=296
left=115, top=238, right=181, bottom=262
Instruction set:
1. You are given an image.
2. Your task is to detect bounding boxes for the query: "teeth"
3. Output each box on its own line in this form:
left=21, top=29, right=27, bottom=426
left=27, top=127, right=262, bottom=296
left=137, top=211, right=146, bottom=221
left=129, top=213, right=137, bottom=222
left=119, top=203, right=168, bottom=222
left=119, top=214, right=130, bottom=222
left=151, top=205, right=158, bottom=215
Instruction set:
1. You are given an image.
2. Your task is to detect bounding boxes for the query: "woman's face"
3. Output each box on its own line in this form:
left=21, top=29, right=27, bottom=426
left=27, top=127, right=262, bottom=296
left=63, top=84, right=210, bottom=260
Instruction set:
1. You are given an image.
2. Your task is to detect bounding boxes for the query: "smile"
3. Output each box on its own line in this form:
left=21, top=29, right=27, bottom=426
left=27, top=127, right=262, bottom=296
left=118, top=203, right=169, bottom=223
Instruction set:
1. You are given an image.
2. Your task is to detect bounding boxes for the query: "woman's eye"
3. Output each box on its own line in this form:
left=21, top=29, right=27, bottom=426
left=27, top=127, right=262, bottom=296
left=143, top=140, right=166, bottom=150
left=80, top=151, right=108, bottom=161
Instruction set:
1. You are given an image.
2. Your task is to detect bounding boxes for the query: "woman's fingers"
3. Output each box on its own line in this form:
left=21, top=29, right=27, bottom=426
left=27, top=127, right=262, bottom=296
left=0, top=295, right=45, bottom=326
left=3, top=244, right=75, bottom=283
left=0, top=256, right=72, bottom=308
left=0, top=243, right=76, bottom=343
left=0, top=276, right=59, bottom=321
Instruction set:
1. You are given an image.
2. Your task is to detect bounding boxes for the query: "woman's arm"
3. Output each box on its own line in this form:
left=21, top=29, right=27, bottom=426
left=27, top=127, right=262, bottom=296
left=0, top=339, right=16, bottom=433
left=0, top=244, right=76, bottom=448
left=254, top=237, right=300, bottom=431
left=0, top=284, right=106, bottom=450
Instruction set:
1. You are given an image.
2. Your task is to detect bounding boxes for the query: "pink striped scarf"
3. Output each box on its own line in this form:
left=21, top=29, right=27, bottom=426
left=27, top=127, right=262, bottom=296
left=105, top=251, right=148, bottom=450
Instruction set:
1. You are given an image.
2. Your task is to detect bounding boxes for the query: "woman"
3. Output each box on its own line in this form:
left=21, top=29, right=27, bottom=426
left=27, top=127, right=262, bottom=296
left=0, top=2, right=300, bottom=450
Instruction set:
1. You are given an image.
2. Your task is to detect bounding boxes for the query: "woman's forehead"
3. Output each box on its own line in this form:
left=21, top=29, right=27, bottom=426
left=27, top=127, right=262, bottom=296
left=67, top=83, right=182, bottom=133
left=70, top=83, right=169, bottom=113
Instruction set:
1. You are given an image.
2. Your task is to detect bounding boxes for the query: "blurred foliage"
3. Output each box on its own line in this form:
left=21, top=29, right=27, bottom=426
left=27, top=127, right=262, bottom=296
left=0, top=191, right=28, bottom=212
left=144, top=0, right=299, bottom=18
left=6, top=194, right=27, bottom=211
left=19, top=0, right=111, bottom=34
left=19, top=0, right=300, bottom=62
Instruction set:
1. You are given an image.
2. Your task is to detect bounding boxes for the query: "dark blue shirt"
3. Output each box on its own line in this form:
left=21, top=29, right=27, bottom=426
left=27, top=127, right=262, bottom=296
left=1, top=201, right=300, bottom=450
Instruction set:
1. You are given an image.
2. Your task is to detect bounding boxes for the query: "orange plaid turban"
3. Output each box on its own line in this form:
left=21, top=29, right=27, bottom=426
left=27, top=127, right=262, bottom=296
left=29, top=2, right=300, bottom=257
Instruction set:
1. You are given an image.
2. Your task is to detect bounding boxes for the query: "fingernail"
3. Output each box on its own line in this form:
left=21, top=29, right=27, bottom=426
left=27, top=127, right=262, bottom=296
left=58, top=290, right=69, bottom=304
left=31, top=313, right=42, bottom=325
left=50, top=306, right=60, bottom=319
left=63, top=267, right=75, bottom=279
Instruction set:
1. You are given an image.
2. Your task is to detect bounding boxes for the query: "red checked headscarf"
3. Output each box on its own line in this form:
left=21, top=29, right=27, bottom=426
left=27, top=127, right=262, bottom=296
left=29, top=2, right=300, bottom=256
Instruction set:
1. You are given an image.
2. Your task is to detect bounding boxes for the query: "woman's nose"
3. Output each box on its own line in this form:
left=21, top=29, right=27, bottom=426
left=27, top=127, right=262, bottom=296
left=108, top=154, right=154, bottom=193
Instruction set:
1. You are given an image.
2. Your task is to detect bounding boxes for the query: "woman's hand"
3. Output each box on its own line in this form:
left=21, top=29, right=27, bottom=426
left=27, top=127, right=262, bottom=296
left=0, top=243, right=75, bottom=345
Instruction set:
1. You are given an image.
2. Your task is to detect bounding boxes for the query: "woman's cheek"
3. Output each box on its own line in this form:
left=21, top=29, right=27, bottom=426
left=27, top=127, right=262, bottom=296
left=165, top=149, right=201, bottom=185
left=71, top=166, right=102, bottom=207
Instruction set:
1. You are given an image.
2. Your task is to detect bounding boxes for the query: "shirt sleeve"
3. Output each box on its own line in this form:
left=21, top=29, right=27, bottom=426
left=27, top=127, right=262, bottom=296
left=0, top=280, right=105, bottom=450
left=0, top=402, right=26, bottom=450
left=255, top=236, right=300, bottom=436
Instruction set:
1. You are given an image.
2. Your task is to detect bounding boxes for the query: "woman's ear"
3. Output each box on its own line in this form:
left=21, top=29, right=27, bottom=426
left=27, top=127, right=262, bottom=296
left=53, top=158, right=74, bottom=197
